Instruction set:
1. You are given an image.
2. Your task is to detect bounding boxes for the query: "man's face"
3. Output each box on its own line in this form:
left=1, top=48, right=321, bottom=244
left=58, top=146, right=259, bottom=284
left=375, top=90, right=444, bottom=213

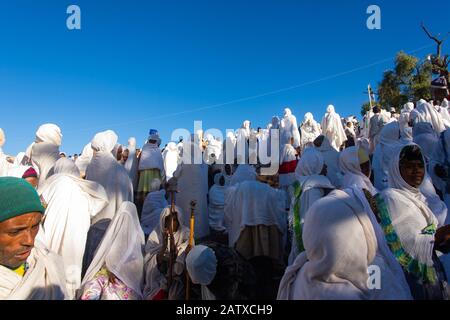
left=122, top=150, right=129, bottom=162
left=400, top=159, right=425, bottom=188
left=0, top=212, right=42, bottom=269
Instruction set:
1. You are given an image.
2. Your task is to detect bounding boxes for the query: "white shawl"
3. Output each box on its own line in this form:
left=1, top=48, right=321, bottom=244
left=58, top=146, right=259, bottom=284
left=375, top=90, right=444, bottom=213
left=314, top=136, right=342, bottom=188
left=280, top=108, right=301, bottom=148
left=75, top=143, right=94, bottom=176
left=339, top=146, right=377, bottom=195
left=416, top=99, right=445, bottom=134
left=141, top=189, right=169, bottom=236
left=224, top=180, right=287, bottom=248
left=163, top=142, right=179, bottom=180
left=300, top=113, right=321, bottom=149
left=79, top=202, right=145, bottom=299
left=38, top=158, right=109, bottom=299
left=124, top=137, right=139, bottom=189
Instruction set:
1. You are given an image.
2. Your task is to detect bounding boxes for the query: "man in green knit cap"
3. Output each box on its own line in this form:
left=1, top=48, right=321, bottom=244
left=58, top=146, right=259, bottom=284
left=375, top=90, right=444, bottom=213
left=0, top=177, right=67, bottom=299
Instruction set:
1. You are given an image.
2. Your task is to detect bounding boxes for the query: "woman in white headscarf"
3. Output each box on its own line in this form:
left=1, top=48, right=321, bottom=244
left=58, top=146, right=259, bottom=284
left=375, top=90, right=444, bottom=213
left=288, top=148, right=334, bottom=265
left=313, top=135, right=342, bottom=188
left=320, top=105, right=347, bottom=151
left=372, top=121, right=403, bottom=191
left=416, top=99, right=446, bottom=134
left=143, top=206, right=190, bottom=300
left=277, top=188, right=412, bottom=300
left=209, top=173, right=227, bottom=233
left=300, top=113, right=321, bottom=150
left=379, top=143, right=450, bottom=299
left=77, top=202, right=145, bottom=300
left=229, top=164, right=257, bottom=186
left=75, top=143, right=94, bottom=178
left=86, top=130, right=134, bottom=224
left=172, top=134, right=209, bottom=240
left=280, top=108, right=301, bottom=148
left=162, top=142, right=179, bottom=181
left=339, top=146, right=377, bottom=195
left=38, top=158, right=109, bottom=299
left=413, top=122, right=439, bottom=162
left=141, top=178, right=168, bottom=237
left=124, top=137, right=139, bottom=190
left=30, top=124, right=62, bottom=189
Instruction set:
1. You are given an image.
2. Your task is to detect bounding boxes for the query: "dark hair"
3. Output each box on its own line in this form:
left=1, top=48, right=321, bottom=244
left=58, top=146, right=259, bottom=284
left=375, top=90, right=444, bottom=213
left=400, top=145, right=423, bottom=163
left=373, top=106, right=381, bottom=113
left=313, top=135, right=325, bottom=147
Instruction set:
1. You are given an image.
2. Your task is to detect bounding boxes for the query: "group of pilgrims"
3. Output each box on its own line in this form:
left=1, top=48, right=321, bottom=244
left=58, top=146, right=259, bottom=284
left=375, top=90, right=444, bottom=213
left=2, top=99, right=450, bottom=300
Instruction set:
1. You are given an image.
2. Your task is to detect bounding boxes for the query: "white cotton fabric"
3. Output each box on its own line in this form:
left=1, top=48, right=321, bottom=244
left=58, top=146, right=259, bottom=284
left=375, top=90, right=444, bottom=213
left=80, top=202, right=145, bottom=299
left=186, top=245, right=217, bottom=286
left=416, top=99, right=446, bottom=134
left=30, top=142, right=60, bottom=189
left=381, top=143, right=438, bottom=268
left=280, top=108, right=301, bottom=148
left=139, top=142, right=165, bottom=174
left=420, top=174, right=448, bottom=227
left=143, top=206, right=190, bottom=299
left=38, top=158, right=109, bottom=299
left=229, top=164, right=257, bottom=186
left=224, top=180, right=287, bottom=248
left=279, top=143, right=298, bottom=188
left=372, top=121, right=403, bottom=191
left=209, top=173, right=226, bottom=232
left=277, top=189, right=412, bottom=300
left=300, top=113, right=321, bottom=149
left=314, top=136, right=342, bottom=188
left=0, top=240, right=67, bottom=300
left=75, top=143, right=94, bottom=175
left=429, top=129, right=450, bottom=196
left=413, top=122, right=439, bottom=162
left=321, top=105, right=347, bottom=151
left=339, top=146, right=377, bottom=195
left=124, top=137, right=139, bottom=190
left=86, top=130, right=134, bottom=224
left=141, top=189, right=169, bottom=236
left=163, top=142, right=179, bottom=180
left=289, top=149, right=334, bottom=265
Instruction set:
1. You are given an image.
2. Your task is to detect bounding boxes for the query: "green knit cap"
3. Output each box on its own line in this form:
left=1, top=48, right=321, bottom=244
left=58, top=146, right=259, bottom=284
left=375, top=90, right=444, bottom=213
left=0, top=177, right=45, bottom=223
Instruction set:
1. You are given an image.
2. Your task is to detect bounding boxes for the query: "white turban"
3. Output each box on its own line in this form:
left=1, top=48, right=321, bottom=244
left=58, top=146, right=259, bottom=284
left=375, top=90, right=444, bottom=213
left=186, top=245, right=217, bottom=286
left=91, top=130, right=118, bottom=153
left=35, top=123, right=63, bottom=146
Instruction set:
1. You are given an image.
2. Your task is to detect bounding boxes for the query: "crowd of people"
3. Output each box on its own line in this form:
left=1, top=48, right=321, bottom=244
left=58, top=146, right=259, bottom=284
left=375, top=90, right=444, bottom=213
left=1, top=99, right=450, bottom=300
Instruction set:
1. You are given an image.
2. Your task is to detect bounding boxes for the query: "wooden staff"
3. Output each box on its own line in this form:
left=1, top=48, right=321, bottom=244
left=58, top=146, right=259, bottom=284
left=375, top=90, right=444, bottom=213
left=166, top=189, right=177, bottom=293
left=185, top=200, right=196, bottom=300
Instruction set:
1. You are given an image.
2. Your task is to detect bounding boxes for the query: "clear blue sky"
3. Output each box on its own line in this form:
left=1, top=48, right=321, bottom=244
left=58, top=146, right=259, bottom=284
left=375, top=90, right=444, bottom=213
left=1, top=0, right=449, bottom=155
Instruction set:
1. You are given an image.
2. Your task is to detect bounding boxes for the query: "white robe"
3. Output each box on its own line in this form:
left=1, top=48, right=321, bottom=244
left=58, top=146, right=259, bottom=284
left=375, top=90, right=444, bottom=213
left=321, top=105, right=347, bottom=151
left=314, top=136, right=342, bottom=188
left=224, top=180, right=287, bottom=248
left=78, top=202, right=145, bottom=299
left=300, top=113, right=321, bottom=150
left=208, top=174, right=226, bottom=232
left=38, top=158, right=108, bottom=299
left=163, top=142, right=179, bottom=180
left=124, top=137, right=139, bottom=190
left=141, top=189, right=169, bottom=236
left=280, top=108, right=301, bottom=148
left=339, top=146, right=377, bottom=195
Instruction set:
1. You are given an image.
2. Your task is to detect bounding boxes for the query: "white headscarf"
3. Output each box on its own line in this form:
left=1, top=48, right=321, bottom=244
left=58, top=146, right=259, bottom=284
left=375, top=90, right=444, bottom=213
left=413, top=122, right=439, bottom=162
left=38, top=158, right=109, bottom=299
left=382, top=143, right=438, bottom=267
left=124, top=137, right=139, bottom=189
left=35, top=124, right=63, bottom=146
left=314, top=135, right=342, bottom=188
left=416, top=99, right=445, bottom=134
left=339, top=146, right=377, bottom=195
left=141, top=181, right=168, bottom=236
left=186, top=245, right=218, bottom=300
left=300, top=113, right=321, bottom=148
left=75, top=143, right=94, bottom=175
left=80, top=202, right=145, bottom=299
left=86, top=130, right=134, bottom=224
left=281, top=108, right=301, bottom=148
left=277, top=189, right=412, bottom=300
left=229, top=164, right=257, bottom=186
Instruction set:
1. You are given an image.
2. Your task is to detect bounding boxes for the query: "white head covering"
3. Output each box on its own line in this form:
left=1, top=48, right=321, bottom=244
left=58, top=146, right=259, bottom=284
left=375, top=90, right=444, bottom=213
left=416, top=100, right=446, bottom=134
left=80, top=202, right=145, bottom=298
left=186, top=245, right=217, bottom=286
left=229, top=164, right=257, bottom=186
left=295, top=148, right=323, bottom=180
left=36, top=124, right=63, bottom=146
left=53, top=157, right=81, bottom=177
left=91, top=130, right=118, bottom=153
left=442, top=99, right=449, bottom=109
left=277, top=189, right=412, bottom=300
left=339, top=146, right=377, bottom=195
left=75, top=143, right=94, bottom=174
